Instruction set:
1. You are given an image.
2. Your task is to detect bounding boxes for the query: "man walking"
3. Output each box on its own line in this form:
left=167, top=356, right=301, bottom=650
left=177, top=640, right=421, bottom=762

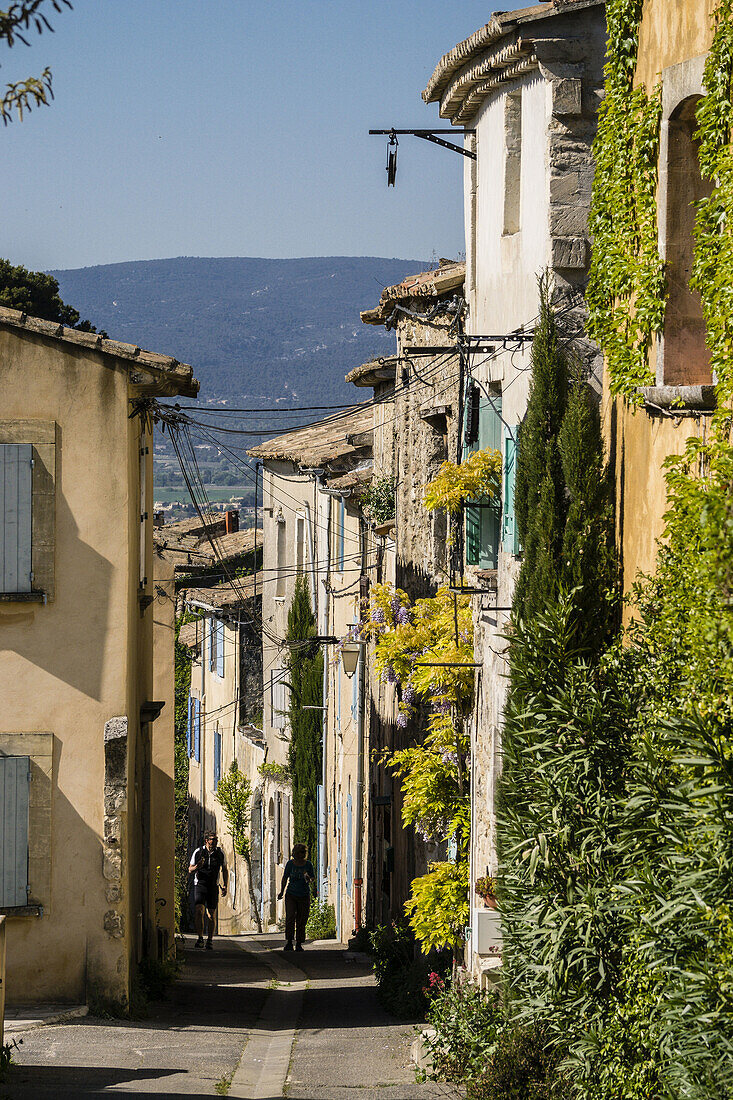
left=189, top=831, right=228, bottom=950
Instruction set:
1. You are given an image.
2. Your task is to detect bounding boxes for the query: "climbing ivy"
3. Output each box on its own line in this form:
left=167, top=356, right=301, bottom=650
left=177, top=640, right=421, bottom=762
left=586, top=1, right=664, bottom=400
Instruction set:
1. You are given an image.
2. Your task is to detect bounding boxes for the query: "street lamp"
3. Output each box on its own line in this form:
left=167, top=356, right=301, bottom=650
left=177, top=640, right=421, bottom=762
left=340, top=640, right=363, bottom=677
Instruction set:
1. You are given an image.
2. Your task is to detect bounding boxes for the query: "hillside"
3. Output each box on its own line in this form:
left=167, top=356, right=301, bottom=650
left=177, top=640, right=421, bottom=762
left=50, top=255, right=428, bottom=516
left=50, top=256, right=426, bottom=406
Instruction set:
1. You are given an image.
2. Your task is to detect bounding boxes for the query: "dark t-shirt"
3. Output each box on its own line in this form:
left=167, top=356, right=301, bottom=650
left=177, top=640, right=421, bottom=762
left=283, top=860, right=315, bottom=898
left=191, top=845, right=226, bottom=886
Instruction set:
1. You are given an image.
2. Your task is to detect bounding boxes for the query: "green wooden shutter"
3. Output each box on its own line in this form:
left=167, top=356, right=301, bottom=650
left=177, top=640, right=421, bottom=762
left=0, top=756, right=30, bottom=907
left=465, top=394, right=502, bottom=569
left=1, top=444, right=32, bottom=593
left=502, top=428, right=519, bottom=554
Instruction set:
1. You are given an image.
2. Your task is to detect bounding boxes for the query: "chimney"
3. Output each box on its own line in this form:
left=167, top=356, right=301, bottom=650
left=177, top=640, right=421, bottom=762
left=225, top=509, right=239, bottom=534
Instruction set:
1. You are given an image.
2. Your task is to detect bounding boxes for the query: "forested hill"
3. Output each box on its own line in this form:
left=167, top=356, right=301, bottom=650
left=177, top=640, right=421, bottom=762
left=50, top=256, right=427, bottom=406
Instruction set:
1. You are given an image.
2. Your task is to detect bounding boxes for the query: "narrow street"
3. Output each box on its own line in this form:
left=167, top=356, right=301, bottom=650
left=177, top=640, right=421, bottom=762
left=8, top=936, right=462, bottom=1099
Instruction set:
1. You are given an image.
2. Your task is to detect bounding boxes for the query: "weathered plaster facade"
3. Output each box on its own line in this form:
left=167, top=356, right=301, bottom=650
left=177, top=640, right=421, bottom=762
left=0, top=309, right=197, bottom=1008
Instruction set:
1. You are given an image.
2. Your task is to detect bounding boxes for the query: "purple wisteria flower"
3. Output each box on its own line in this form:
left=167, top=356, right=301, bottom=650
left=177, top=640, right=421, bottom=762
left=390, top=595, right=402, bottom=617
left=384, top=665, right=398, bottom=684
left=433, top=700, right=452, bottom=715
left=372, top=606, right=386, bottom=624
left=396, top=712, right=408, bottom=729
left=402, top=683, right=417, bottom=707
left=395, top=606, right=411, bottom=625
left=441, top=750, right=459, bottom=768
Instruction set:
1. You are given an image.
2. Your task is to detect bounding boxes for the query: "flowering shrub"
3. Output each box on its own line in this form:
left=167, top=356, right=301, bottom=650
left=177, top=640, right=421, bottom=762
left=362, top=583, right=473, bottom=951
left=424, top=978, right=503, bottom=1083
left=423, top=448, right=502, bottom=517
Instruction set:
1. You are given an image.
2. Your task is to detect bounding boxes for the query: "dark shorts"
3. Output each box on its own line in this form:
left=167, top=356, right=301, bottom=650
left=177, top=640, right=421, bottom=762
left=194, top=880, right=219, bottom=910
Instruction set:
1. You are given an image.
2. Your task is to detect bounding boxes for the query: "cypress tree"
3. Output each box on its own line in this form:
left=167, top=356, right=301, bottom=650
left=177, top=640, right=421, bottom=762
left=513, top=277, right=569, bottom=625
left=285, top=576, right=323, bottom=865
left=513, top=277, right=618, bottom=656
left=558, top=364, right=619, bottom=652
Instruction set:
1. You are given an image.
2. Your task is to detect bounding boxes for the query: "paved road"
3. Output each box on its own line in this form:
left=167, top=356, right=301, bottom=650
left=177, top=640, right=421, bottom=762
left=8, top=934, right=462, bottom=1099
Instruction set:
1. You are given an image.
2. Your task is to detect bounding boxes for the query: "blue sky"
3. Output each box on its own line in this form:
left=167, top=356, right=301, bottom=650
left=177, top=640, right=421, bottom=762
left=1, top=1, right=502, bottom=271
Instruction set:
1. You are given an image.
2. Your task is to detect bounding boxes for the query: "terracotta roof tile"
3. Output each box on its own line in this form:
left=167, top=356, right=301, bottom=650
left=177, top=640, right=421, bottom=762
left=247, top=404, right=373, bottom=469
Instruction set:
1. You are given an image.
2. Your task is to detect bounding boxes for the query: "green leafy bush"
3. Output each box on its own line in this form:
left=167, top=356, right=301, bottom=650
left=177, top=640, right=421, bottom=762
left=369, top=921, right=450, bottom=1019
left=305, top=898, right=336, bottom=940
left=466, top=1023, right=574, bottom=1100
left=138, top=953, right=181, bottom=1002
left=216, top=762, right=252, bottom=858
left=361, top=474, right=396, bottom=524
left=424, top=977, right=503, bottom=1082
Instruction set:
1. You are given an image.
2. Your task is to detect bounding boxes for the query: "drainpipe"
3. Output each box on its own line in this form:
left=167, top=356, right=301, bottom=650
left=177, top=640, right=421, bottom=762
left=353, top=518, right=367, bottom=931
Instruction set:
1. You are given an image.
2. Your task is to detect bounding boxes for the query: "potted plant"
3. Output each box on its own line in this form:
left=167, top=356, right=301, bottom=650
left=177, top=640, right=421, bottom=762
left=475, top=874, right=498, bottom=909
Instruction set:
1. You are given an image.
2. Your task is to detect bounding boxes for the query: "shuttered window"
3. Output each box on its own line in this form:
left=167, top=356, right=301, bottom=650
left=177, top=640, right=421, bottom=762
left=213, top=728, right=222, bottom=789
left=0, top=444, right=32, bottom=593
left=346, top=793, right=353, bottom=895
left=194, top=698, right=201, bottom=763
left=502, top=428, right=520, bottom=555
left=338, top=498, right=345, bottom=572
left=465, top=393, right=502, bottom=569
left=0, top=756, right=30, bottom=907
left=217, top=621, right=225, bottom=678
left=187, top=695, right=193, bottom=756
left=271, top=669, right=287, bottom=729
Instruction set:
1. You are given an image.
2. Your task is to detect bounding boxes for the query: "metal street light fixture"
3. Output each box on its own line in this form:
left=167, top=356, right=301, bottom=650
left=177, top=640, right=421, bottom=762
left=340, top=640, right=364, bottom=678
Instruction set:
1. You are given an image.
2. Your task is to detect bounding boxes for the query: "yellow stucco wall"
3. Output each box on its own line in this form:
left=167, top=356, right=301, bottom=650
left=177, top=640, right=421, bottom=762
left=0, top=327, right=174, bottom=1006
left=636, top=0, right=717, bottom=89
left=606, top=393, right=703, bottom=610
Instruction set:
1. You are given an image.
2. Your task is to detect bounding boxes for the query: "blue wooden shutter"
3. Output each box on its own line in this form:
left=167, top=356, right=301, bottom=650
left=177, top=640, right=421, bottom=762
left=208, top=618, right=216, bottom=674
left=187, top=695, right=193, bottom=756
left=194, top=699, right=201, bottom=763
left=0, top=756, right=30, bottom=906
left=1, top=444, right=32, bottom=593
left=217, top=621, right=225, bottom=677
left=465, top=394, right=502, bottom=569
left=214, top=729, right=221, bottom=788
left=503, top=429, right=520, bottom=554
left=346, top=794, right=353, bottom=895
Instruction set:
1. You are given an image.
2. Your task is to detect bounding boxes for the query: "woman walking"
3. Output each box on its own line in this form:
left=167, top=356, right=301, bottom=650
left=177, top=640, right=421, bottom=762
left=278, top=843, right=315, bottom=951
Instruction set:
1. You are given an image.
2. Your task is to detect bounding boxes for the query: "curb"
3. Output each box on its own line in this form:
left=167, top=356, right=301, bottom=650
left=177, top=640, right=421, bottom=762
left=4, top=1005, right=89, bottom=1035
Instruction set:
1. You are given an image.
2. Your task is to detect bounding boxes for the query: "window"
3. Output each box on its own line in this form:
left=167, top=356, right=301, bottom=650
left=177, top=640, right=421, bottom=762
left=0, top=755, right=30, bottom=907
left=662, top=95, right=712, bottom=385
left=213, top=727, right=222, bottom=789
left=271, top=669, right=287, bottom=729
left=187, top=696, right=193, bottom=756
left=502, top=427, right=520, bottom=555
left=209, top=618, right=225, bottom=677
left=0, top=421, right=56, bottom=600
left=191, top=697, right=201, bottom=763
left=276, top=513, right=286, bottom=598
left=503, top=90, right=522, bottom=236
left=465, top=390, right=502, bottom=569
left=346, top=793, right=353, bottom=895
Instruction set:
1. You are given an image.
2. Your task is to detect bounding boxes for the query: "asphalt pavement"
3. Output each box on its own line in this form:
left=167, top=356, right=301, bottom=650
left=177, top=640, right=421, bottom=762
left=6, top=934, right=463, bottom=1099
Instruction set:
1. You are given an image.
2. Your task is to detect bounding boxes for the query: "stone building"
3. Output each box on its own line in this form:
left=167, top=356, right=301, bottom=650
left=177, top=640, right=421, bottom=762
left=0, top=305, right=197, bottom=1010
left=423, top=0, right=606, bottom=981
left=355, top=262, right=466, bottom=926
